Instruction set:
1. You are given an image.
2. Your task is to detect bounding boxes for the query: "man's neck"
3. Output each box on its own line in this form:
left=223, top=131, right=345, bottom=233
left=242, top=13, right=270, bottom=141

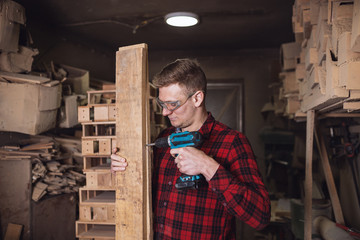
left=182, top=108, right=208, bottom=132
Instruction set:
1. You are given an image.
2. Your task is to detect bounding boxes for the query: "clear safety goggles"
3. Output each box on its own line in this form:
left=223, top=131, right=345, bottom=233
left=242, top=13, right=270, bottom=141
left=156, top=92, right=195, bottom=112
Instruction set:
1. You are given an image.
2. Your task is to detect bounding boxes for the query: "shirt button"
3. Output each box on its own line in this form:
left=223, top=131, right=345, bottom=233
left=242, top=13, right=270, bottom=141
left=212, top=188, right=216, bottom=192
left=223, top=203, right=227, bottom=207
left=160, top=224, right=164, bottom=228
left=163, top=201, right=167, bottom=206
left=168, top=181, right=172, bottom=185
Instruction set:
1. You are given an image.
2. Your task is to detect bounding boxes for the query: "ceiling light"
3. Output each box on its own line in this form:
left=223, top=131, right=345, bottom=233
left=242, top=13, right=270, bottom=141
left=164, top=12, right=199, bottom=27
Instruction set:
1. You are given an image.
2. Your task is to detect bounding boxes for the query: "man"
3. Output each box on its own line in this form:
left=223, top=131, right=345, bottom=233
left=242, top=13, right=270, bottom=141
left=111, top=58, right=270, bottom=239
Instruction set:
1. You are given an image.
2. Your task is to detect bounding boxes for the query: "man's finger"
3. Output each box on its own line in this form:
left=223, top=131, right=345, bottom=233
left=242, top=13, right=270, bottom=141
left=112, top=147, right=119, bottom=154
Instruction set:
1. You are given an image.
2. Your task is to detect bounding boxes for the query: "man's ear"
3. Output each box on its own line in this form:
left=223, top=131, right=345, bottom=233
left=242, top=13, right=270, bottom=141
left=193, top=91, right=205, bottom=107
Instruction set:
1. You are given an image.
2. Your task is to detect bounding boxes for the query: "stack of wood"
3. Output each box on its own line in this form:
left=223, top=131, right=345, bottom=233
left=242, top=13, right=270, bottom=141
left=279, top=0, right=360, bottom=118
left=0, top=135, right=85, bottom=202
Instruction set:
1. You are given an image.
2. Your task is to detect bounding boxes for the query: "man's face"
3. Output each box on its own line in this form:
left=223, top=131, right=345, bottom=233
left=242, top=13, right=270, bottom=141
left=158, top=83, right=195, bottom=129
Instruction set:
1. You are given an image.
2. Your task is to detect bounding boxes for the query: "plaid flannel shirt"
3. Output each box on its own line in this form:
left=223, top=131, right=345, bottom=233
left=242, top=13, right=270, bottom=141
left=153, top=113, right=270, bottom=240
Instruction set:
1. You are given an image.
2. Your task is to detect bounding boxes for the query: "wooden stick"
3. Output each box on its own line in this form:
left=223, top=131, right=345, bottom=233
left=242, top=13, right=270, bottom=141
left=4, top=223, right=23, bottom=240
left=305, top=110, right=315, bottom=240
left=314, top=128, right=345, bottom=224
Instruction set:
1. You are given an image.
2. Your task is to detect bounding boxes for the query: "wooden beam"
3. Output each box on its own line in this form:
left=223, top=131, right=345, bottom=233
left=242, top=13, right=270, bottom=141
left=115, top=43, right=152, bottom=239
left=314, top=128, right=345, bottom=224
left=304, top=110, right=315, bottom=240
left=4, top=223, right=23, bottom=240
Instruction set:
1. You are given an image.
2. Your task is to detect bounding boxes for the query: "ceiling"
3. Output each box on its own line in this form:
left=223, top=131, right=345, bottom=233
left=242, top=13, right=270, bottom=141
left=19, top=0, right=295, bottom=52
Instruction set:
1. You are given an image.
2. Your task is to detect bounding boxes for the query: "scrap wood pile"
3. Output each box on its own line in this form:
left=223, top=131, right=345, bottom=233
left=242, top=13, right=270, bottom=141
left=0, top=134, right=85, bottom=201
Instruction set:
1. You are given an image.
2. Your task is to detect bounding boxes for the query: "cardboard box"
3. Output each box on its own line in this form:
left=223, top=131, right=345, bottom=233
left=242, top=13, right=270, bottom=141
left=59, top=95, right=79, bottom=128
left=280, top=42, right=301, bottom=70
left=280, top=71, right=298, bottom=94
left=61, top=64, right=89, bottom=94
left=0, top=81, right=61, bottom=135
left=0, top=0, right=25, bottom=52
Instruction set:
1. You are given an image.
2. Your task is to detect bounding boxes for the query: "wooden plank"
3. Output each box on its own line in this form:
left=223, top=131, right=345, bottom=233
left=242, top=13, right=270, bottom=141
left=4, top=223, right=23, bottom=240
left=314, top=127, right=345, bottom=225
left=115, top=43, right=152, bottom=239
left=304, top=110, right=315, bottom=240
left=0, top=71, right=50, bottom=84
left=351, top=0, right=360, bottom=51
left=343, top=101, right=360, bottom=110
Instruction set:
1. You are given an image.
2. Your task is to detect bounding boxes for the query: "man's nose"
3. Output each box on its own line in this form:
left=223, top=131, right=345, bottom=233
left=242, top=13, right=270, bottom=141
left=162, top=107, right=172, bottom=116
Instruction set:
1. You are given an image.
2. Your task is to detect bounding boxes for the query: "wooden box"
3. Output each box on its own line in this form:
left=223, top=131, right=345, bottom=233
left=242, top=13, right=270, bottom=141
left=83, top=157, right=109, bottom=170
left=84, top=170, right=115, bottom=189
left=78, top=189, right=115, bottom=222
left=78, top=105, right=116, bottom=123
left=76, top=221, right=115, bottom=239
left=81, top=138, right=116, bottom=156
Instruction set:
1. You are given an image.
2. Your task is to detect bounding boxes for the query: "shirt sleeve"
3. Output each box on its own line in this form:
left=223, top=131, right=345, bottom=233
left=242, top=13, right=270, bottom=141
left=208, top=134, right=271, bottom=230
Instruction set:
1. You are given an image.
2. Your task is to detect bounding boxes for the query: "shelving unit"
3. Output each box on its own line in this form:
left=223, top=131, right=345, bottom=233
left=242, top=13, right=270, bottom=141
left=76, top=89, right=116, bottom=239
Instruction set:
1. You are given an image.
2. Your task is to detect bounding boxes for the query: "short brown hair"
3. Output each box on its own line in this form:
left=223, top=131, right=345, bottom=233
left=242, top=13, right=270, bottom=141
left=152, top=58, right=207, bottom=96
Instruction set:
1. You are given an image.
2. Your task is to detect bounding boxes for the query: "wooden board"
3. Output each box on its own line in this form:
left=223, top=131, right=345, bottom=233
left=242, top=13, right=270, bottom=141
left=4, top=223, right=23, bottom=240
left=304, top=110, right=315, bottom=240
left=314, top=128, right=345, bottom=225
left=115, top=43, right=152, bottom=239
left=351, top=0, right=360, bottom=52
left=0, top=71, right=50, bottom=84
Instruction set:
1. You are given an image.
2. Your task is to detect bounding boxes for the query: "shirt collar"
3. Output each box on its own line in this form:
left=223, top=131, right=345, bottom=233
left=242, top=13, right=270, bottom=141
left=197, top=112, right=215, bottom=140
left=174, top=112, right=215, bottom=138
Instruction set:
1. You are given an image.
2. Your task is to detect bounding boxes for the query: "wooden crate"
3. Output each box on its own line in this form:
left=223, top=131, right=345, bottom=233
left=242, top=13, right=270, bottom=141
left=82, top=122, right=116, bottom=137
left=87, top=90, right=116, bottom=105
left=79, top=188, right=115, bottom=203
left=78, top=189, right=115, bottom=222
left=79, top=205, right=115, bottom=223
left=76, top=221, right=115, bottom=239
left=84, top=170, right=115, bottom=189
left=78, top=105, right=116, bottom=123
left=83, top=157, right=109, bottom=170
left=78, top=106, right=92, bottom=123
left=81, top=138, right=116, bottom=156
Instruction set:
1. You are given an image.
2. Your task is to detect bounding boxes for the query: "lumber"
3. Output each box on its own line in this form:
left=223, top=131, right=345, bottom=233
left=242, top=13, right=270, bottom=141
left=352, top=0, right=360, bottom=51
left=115, top=43, right=152, bottom=239
left=304, top=110, right=315, bottom=240
left=314, top=128, right=345, bottom=224
left=0, top=71, right=50, bottom=84
left=4, top=223, right=23, bottom=240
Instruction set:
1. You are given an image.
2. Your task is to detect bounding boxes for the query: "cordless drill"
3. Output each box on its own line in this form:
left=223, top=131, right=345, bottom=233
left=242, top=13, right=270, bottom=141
left=147, top=131, right=206, bottom=190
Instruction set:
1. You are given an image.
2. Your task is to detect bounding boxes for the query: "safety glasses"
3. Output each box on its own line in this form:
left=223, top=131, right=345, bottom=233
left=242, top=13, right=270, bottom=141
left=156, top=92, right=195, bottom=112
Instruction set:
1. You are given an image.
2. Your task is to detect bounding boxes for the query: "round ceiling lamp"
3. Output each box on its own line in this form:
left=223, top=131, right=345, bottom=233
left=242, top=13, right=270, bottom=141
left=164, top=12, right=199, bottom=27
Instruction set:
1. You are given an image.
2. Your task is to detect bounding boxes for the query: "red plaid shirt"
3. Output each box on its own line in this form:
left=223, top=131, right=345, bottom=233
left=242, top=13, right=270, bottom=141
left=153, top=113, right=270, bottom=239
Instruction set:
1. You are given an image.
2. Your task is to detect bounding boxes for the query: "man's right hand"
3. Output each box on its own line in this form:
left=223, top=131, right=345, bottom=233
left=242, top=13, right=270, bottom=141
left=110, top=148, right=128, bottom=173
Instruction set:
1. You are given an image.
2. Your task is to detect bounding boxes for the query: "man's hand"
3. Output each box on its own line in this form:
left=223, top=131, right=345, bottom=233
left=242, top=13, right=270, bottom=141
left=111, top=148, right=128, bottom=173
left=170, top=147, right=220, bottom=181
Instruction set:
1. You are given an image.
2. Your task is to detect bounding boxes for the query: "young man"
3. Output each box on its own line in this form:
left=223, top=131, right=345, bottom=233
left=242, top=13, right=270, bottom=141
left=111, top=58, right=270, bottom=239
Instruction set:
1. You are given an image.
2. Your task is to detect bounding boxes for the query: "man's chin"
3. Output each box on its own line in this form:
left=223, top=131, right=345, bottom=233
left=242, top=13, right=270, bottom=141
left=169, top=119, right=180, bottom=128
